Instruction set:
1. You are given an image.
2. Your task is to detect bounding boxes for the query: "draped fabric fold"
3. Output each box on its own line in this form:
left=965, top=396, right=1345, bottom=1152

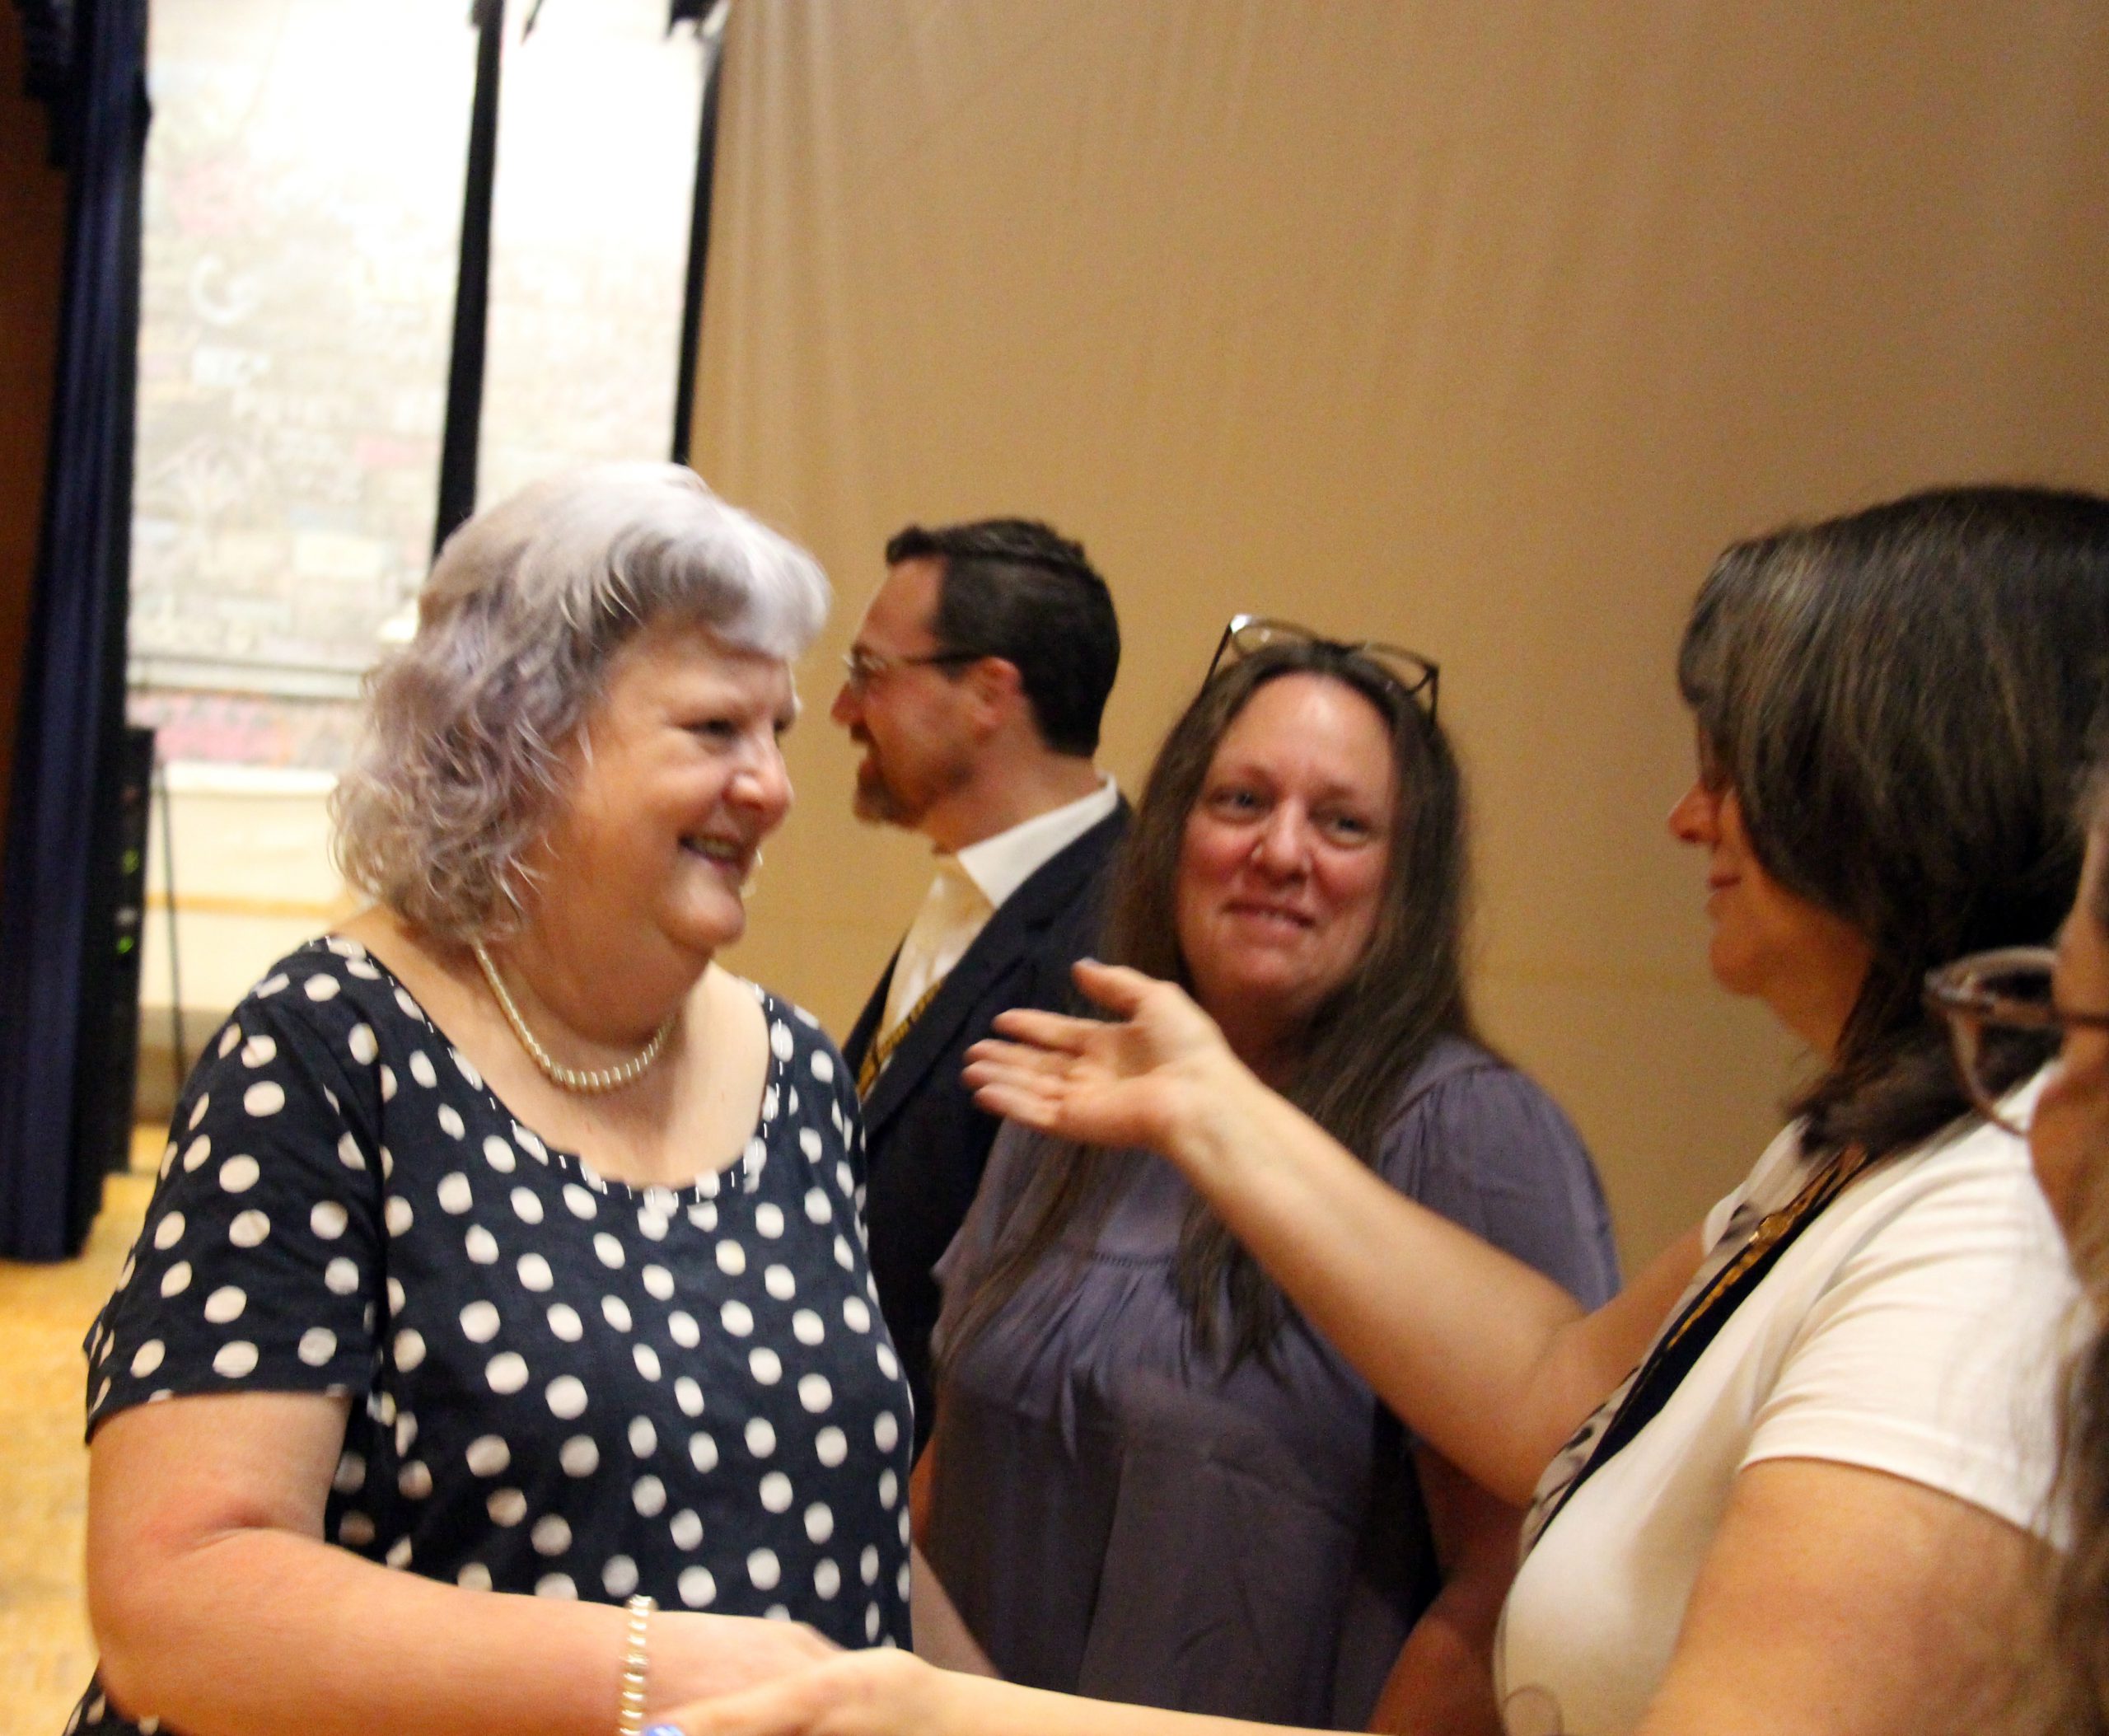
left=0, top=0, right=150, bottom=1261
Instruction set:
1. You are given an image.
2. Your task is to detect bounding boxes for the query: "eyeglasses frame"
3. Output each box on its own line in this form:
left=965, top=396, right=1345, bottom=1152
left=1206, top=613, right=1441, bottom=725
left=839, top=644, right=987, bottom=695
left=1923, top=944, right=2109, bottom=1134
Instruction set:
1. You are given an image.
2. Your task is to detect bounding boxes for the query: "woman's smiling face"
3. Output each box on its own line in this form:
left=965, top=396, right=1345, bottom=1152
left=1173, top=673, right=1397, bottom=1051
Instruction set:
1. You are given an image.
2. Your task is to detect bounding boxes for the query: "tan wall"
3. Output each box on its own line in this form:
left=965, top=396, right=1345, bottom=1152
left=0, top=19, right=70, bottom=834
left=691, top=1, right=2109, bottom=1270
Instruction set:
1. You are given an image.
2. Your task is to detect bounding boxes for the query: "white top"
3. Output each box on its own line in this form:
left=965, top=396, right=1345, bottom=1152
left=877, top=774, right=1120, bottom=1042
left=1497, top=1095, right=2079, bottom=1736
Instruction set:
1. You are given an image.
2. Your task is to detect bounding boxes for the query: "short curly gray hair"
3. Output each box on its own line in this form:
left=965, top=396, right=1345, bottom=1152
left=332, top=463, right=830, bottom=941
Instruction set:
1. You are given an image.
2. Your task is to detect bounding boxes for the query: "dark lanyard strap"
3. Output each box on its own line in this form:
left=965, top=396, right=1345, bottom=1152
left=1531, top=1144, right=1872, bottom=1544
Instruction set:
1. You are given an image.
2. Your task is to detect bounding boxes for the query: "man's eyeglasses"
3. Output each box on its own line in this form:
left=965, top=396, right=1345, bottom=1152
left=1923, top=945, right=2109, bottom=1134
left=840, top=645, right=984, bottom=695
left=1207, top=615, right=1440, bottom=724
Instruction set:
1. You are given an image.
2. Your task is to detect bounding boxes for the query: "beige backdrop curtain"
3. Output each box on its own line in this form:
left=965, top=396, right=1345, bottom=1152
left=690, top=0, right=2109, bottom=1267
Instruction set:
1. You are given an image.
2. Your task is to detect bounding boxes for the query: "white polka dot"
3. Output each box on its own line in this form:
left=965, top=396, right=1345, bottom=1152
left=243, top=1081, right=286, bottom=1117
left=181, top=1135, right=211, bottom=1172
left=453, top=1049, right=484, bottom=1089
left=531, top=1514, right=572, bottom=1556
left=666, top=1309, right=700, bottom=1349
left=670, top=1507, right=704, bottom=1550
left=803, top=1187, right=833, bottom=1224
left=716, top=1241, right=746, bottom=1276
left=409, top=1050, right=437, bottom=1088
left=384, top=1198, right=414, bottom=1237
left=304, top=973, right=341, bottom=1002
left=380, top=1065, right=398, bottom=1101
left=633, top=1475, right=666, bottom=1517
left=337, top=1133, right=366, bottom=1171
left=638, top=1266, right=674, bottom=1304
left=395, top=1413, right=419, bottom=1455
left=517, top=1254, right=554, bottom=1292
left=755, top=1204, right=785, bottom=1239
left=486, top=1352, right=528, bottom=1394
left=770, top=1021, right=794, bottom=1060
left=217, top=1024, right=241, bottom=1058
left=690, top=1201, right=718, bottom=1232
left=348, top=1022, right=378, bottom=1065
left=509, top=1187, right=544, bottom=1226
left=799, top=1127, right=824, bottom=1162
left=256, top=972, right=291, bottom=998
left=396, top=1329, right=428, bottom=1371
left=629, top=1416, right=658, bottom=1457
left=158, top=1261, right=191, bottom=1298
left=793, top=1309, right=824, bottom=1346
left=461, top=1436, right=509, bottom=1478
left=679, top=1565, right=717, bottom=1607
left=459, top=1301, right=500, bottom=1343
left=673, top=1378, right=705, bottom=1420
left=877, top=1342, right=900, bottom=1380
left=130, top=1340, right=165, bottom=1378
left=437, top=1173, right=472, bottom=1214
left=152, top=1212, right=185, bottom=1251
left=798, top=1373, right=833, bottom=1414
left=879, top=1469, right=899, bottom=1509
left=749, top=1547, right=782, bottom=1590
left=480, top=1135, right=516, bottom=1173
left=602, top=1295, right=633, bottom=1331
left=843, top=1296, right=872, bottom=1333
left=547, top=1303, right=583, bottom=1341
left=437, top=1106, right=465, bottom=1139
left=814, top=1557, right=841, bottom=1598
left=339, top=1511, right=376, bottom=1546
left=213, top=1341, right=259, bottom=1378
left=835, top=1235, right=855, bottom=1270
left=746, top=1417, right=778, bottom=1458
left=765, top=1265, right=797, bottom=1301
left=563, top=1183, right=596, bottom=1220
left=837, top=1161, right=857, bottom=1198
left=203, top=1284, right=246, bottom=1325
left=458, top=1562, right=493, bottom=1590
left=749, top=1347, right=782, bottom=1385
left=399, top=1460, right=433, bottom=1499
left=560, top=1435, right=600, bottom=1476
left=689, top=1430, right=719, bottom=1472
left=602, top=1556, right=639, bottom=1598
left=593, top=1233, right=624, bottom=1269
left=860, top=1546, right=880, bottom=1585
left=516, top=1125, right=548, bottom=1161
left=305, top=1200, right=348, bottom=1241
left=322, top=1256, right=358, bottom=1296
left=547, top=1375, right=587, bottom=1419
left=721, top=1299, right=753, bottom=1336
left=805, top=1503, right=834, bottom=1544
left=487, top=1488, right=528, bottom=1526
left=760, top=1472, right=793, bottom=1513
left=634, top=1343, right=662, bottom=1380
left=815, top=1426, right=847, bottom=1467
left=333, top=1451, right=366, bottom=1493
left=230, top=1210, right=271, bottom=1247
left=465, top=1226, right=499, bottom=1263
left=638, top=1208, right=670, bottom=1242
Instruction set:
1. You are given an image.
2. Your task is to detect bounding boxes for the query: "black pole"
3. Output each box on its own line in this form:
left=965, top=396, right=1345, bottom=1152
left=434, top=0, right=506, bottom=554
left=670, top=16, right=726, bottom=466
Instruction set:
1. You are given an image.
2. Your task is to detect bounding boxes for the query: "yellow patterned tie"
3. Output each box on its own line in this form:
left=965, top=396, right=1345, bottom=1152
left=856, top=977, right=947, bottom=1099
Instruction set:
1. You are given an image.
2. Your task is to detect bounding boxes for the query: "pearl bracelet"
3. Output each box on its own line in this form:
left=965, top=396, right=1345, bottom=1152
left=617, top=1593, right=656, bottom=1736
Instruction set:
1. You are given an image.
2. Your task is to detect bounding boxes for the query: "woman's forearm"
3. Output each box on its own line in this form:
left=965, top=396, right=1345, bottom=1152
left=92, top=1522, right=825, bottom=1736
left=1172, top=1061, right=1695, bottom=1501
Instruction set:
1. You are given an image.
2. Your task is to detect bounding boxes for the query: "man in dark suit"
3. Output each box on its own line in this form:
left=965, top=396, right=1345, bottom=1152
left=834, top=518, right=1125, bottom=1451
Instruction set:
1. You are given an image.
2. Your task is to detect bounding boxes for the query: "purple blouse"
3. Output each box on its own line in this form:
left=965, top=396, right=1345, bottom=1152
left=924, top=1036, right=1618, bottom=1728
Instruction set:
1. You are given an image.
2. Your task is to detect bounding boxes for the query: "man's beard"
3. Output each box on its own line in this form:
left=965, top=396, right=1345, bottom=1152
left=852, top=751, right=915, bottom=826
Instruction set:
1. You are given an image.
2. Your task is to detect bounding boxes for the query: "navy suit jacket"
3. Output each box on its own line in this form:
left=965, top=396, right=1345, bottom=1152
left=844, top=802, right=1129, bottom=1452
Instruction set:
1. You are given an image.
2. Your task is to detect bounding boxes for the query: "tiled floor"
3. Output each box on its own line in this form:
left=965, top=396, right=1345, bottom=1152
left=0, top=1140, right=154, bottom=1735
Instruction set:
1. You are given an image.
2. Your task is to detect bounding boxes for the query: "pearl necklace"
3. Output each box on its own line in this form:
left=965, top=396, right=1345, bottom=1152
left=471, top=941, right=677, bottom=1095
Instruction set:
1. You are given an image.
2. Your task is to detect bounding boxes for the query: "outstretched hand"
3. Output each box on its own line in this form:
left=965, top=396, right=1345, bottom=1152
left=961, top=959, right=1241, bottom=1157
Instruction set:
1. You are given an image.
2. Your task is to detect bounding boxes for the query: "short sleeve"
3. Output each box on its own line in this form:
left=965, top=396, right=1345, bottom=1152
left=1740, top=1148, right=2077, bottom=1535
left=1379, top=1056, right=1620, bottom=1308
left=84, top=962, right=386, bottom=1437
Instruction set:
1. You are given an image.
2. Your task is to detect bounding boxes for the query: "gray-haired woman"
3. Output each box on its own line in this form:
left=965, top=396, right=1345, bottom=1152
left=73, top=465, right=910, bottom=1736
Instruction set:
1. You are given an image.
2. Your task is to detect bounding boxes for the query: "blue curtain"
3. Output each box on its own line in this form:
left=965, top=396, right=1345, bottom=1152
left=0, top=0, right=150, bottom=1260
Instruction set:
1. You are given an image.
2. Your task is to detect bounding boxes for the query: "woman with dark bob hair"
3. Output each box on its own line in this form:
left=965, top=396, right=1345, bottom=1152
left=916, top=625, right=1616, bottom=1729
left=72, top=465, right=912, bottom=1736
left=657, top=485, right=2109, bottom=1736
